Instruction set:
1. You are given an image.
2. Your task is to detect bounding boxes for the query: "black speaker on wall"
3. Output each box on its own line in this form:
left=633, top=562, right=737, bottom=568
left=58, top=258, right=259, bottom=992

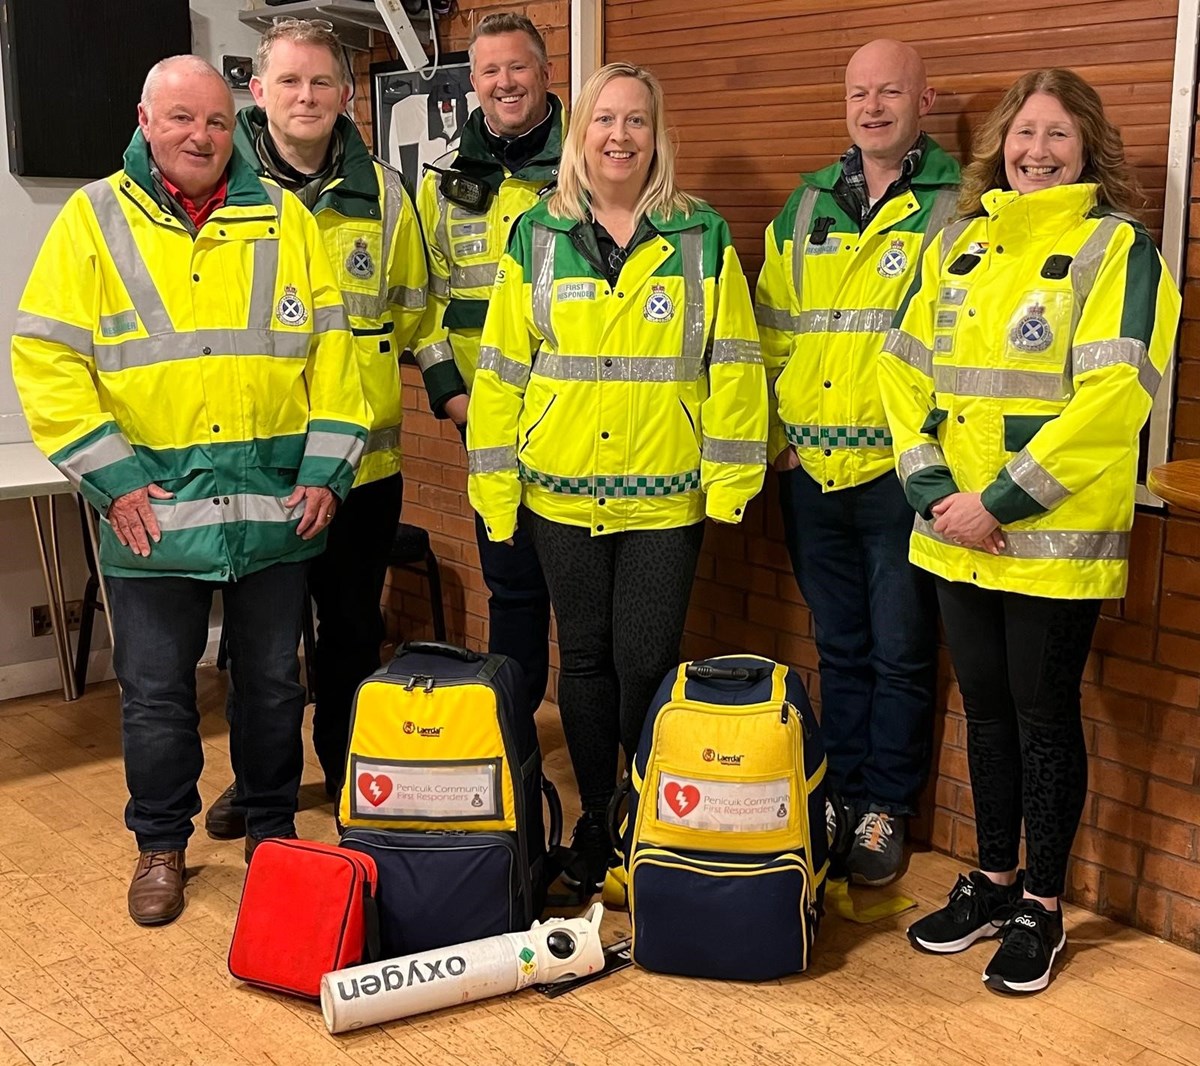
left=1, top=0, right=193, bottom=179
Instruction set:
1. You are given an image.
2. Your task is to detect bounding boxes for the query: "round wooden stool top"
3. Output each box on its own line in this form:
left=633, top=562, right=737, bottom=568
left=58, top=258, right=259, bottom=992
left=1148, top=460, right=1200, bottom=512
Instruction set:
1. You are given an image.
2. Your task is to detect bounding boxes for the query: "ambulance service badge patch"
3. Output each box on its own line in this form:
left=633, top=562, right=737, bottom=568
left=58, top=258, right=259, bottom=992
left=643, top=284, right=674, bottom=322
left=877, top=239, right=908, bottom=278
left=1010, top=303, right=1053, bottom=352
left=346, top=237, right=375, bottom=280
left=276, top=285, right=309, bottom=327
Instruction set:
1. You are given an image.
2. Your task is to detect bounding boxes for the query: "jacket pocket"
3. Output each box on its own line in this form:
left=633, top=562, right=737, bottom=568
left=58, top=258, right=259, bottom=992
left=920, top=407, right=948, bottom=435
left=1003, top=413, right=1057, bottom=452
left=519, top=394, right=556, bottom=457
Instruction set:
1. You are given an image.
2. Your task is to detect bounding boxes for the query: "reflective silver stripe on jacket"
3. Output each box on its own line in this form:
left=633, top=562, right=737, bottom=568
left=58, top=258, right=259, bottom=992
left=468, top=444, right=518, bottom=474
left=710, top=338, right=762, bottom=365
left=883, top=328, right=934, bottom=377
left=452, top=262, right=501, bottom=290
left=455, top=239, right=487, bottom=257
left=56, top=431, right=136, bottom=485
left=897, top=442, right=948, bottom=485
left=531, top=224, right=559, bottom=349
left=144, top=493, right=301, bottom=532
left=533, top=353, right=704, bottom=383
left=415, top=339, right=455, bottom=371
left=934, top=365, right=1069, bottom=402
left=754, top=304, right=796, bottom=332
left=1073, top=338, right=1161, bottom=400
left=388, top=284, right=426, bottom=309
left=364, top=425, right=401, bottom=456
left=939, top=218, right=973, bottom=266
left=681, top=228, right=706, bottom=368
left=1068, top=215, right=1123, bottom=333
left=702, top=436, right=766, bottom=465
left=249, top=181, right=286, bottom=330
left=1008, top=448, right=1070, bottom=509
left=914, top=515, right=1128, bottom=560
left=305, top=430, right=366, bottom=466
left=93, top=328, right=312, bottom=372
left=313, top=304, right=348, bottom=334
left=921, top=189, right=959, bottom=255
left=478, top=345, right=531, bottom=388
left=785, top=423, right=892, bottom=448
left=794, top=307, right=894, bottom=335
left=429, top=275, right=451, bottom=298
left=14, top=311, right=95, bottom=357
left=789, top=185, right=821, bottom=308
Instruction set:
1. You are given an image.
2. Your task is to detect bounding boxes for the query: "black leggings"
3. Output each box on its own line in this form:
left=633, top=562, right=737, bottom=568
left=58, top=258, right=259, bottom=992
left=936, top=579, right=1101, bottom=899
left=526, top=512, right=705, bottom=814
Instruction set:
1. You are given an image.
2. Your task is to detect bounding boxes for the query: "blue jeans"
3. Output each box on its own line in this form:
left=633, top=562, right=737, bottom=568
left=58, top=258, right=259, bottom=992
left=778, top=469, right=937, bottom=815
left=108, top=561, right=310, bottom=850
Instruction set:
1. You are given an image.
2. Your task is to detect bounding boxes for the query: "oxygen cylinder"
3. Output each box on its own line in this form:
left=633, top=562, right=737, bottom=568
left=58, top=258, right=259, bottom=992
left=321, top=903, right=605, bottom=1033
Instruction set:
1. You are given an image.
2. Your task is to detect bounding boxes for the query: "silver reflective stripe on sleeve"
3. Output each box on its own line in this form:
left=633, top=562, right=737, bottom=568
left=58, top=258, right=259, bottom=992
left=939, top=218, right=973, bottom=266
left=451, top=262, right=501, bottom=290
left=794, top=307, right=894, bottom=335
left=533, top=353, right=703, bottom=382
left=364, top=425, right=401, bottom=456
left=429, top=275, right=450, bottom=298
left=388, top=284, right=426, bottom=309
left=249, top=180, right=285, bottom=330
left=468, top=445, right=518, bottom=474
left=914, top=515, right=1128, bottom=560
left=1073, top=338, right=1161, bottom=400
left=897, top=443, right=948, bottom=485
left=883, top=328, right=934, bottom=377
left=379, top=167, right=405, bottom=299
left=702, top=436, right=767, bottom=464
left=1069, top=216, right=1123, bottom=332
left=84, top=181, right=173, bottom=335
left=415, top=340, right=455, bottom=371
left=755, top=304, right=796, bottom=332
left=920, top=189, right=959, bottom=255
left=790, top=185, right=821, bottom=309
left=531, top=224, right=558, bottom=350
left=935, top=365, right=1069, bottom=401
left=478, top=345, right=531, bottom=388
left=56, top=431, right=136, bottom=484
left=305, top=430, right=366, bottom=466
left=680, top=228, right=706, bottom=374
left=14, top=311, right=95, bottom=356
left=92, top=328, right=311, bottom=372
left=313, top=304, right=348, bottom=333
left=709, top=338, right=762, bottom=365
left=341, top=290, right=385, bottom=319
left=1008, top=448, right=1070, bottom=509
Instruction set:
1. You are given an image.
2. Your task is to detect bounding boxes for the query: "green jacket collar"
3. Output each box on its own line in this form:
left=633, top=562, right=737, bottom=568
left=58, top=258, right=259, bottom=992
left=233, top=108, right=382, bottom=219
left=803, top=135, right=960, bottom=192
left=123, top=128, right=271, bottom=208
left=454, top=93, right=564, bottom=187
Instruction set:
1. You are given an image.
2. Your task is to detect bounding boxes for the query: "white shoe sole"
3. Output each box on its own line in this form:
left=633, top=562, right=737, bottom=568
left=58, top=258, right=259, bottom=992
left=982, top=931, right=1066, bottom=993
left=908, top=919, right=1004, bottom=954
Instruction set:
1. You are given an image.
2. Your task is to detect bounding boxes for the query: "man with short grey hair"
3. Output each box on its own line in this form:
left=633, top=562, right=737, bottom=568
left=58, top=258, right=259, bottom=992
left=11, top=55, right=366, bottom=926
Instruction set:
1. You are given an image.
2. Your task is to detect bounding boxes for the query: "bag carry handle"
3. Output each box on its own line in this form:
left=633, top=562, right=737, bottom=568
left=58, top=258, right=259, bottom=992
left=607, top=775, right=632, bottom=855
left=685, top=662, right=774, bottom=684
left=542, top=776, right=563, bottom=849
left=400, top=641, right=484, bottom=663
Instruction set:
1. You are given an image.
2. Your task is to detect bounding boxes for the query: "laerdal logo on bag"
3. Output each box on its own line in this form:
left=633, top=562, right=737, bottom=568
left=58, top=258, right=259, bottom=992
left=402, top=721, right=444, bottom=737
left=333, top=955, right=468, bottom=1001
left=700, top=747, right=743, bottom=766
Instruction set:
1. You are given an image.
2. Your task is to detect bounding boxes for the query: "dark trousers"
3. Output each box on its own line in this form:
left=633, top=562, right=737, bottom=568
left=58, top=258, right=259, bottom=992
left=936, top=579, right=1100, bottom=899
left=109, top=561, right=310, bottom=850
left=526, top=512, right=704, bottom=812
left=307, top=472, right=404, bottom=790
left=778, top=468, right=938, bottom=815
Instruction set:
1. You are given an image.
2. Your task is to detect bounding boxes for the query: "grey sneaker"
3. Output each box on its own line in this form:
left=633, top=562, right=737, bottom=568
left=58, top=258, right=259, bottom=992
left=846, top=809, right=905, bottom=886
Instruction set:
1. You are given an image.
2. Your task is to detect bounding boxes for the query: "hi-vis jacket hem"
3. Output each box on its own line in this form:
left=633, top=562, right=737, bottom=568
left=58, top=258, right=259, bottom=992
left=878, top=183, right=1181, bottom=600
left=756, top=139, right=961, bottom=490
left=466, top=200, right=767, bottom=540
left=11, top=130, right=368, bottom=581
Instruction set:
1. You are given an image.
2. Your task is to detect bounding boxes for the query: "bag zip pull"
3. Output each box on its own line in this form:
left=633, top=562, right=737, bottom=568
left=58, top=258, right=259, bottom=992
left=780, top=702, right=789, bottom=724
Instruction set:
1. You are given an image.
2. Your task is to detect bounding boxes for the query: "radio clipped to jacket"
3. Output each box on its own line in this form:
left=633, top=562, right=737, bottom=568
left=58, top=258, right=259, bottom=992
left=424, top=163, right=492, bottom=213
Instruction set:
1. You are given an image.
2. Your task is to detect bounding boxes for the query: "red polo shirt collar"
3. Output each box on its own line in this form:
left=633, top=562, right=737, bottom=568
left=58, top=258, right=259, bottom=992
left=159, top=174, right=228, bottom=229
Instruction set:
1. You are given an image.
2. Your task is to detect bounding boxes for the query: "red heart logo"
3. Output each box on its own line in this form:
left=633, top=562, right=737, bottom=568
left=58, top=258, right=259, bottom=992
left=358, top=773, right=393, bottom=807
left=665, top=782, right=700, bottom=817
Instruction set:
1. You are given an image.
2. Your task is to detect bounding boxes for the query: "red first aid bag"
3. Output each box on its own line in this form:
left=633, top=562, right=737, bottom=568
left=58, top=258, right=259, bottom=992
left=228, top=839, right=379, bottom=999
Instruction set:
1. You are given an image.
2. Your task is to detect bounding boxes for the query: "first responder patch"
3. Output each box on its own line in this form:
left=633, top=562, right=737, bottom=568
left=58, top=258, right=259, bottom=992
left=276, top=285, right=309, bottom=327
left=643, top=284, right=674, bottom=322
left=1010, top=303, right=1053, bottom=352
left=345, top=237, right=375, bottom=280
left=877, top=239, right=908, bottom=278
left=557, top=281, right=596, bottom=302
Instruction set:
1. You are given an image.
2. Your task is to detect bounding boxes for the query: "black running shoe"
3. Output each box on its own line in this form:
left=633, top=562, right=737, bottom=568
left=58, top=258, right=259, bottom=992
left=983, top=898, right=1065, bottom=995
left=907, top=871, right=1023, bottom=954
left=563, top=811, right=615, bottom=891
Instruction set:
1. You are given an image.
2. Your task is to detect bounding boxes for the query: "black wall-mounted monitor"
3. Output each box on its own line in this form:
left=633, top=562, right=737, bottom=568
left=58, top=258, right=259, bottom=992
left=1, top=0, right=193, bottom=179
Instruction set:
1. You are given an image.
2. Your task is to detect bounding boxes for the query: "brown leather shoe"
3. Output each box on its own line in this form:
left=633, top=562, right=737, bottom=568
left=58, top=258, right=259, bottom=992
left=127, top=850, right=186, bottom=926
left=245, top=831, right=298, bottom=864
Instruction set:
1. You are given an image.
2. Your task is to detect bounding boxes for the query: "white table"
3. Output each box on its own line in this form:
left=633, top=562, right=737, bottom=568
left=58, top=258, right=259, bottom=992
left=0, top=441, right=101, bottom=701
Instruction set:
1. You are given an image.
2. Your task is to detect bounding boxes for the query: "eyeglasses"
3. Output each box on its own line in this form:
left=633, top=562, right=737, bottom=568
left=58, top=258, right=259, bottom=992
left=271, top=16, right=335, bottom=32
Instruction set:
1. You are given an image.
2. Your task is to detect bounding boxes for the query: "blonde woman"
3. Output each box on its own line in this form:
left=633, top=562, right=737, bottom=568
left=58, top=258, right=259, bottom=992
left=880, top=68, right=1180, bottom=994
left=467, top=62, right=767, bottom=890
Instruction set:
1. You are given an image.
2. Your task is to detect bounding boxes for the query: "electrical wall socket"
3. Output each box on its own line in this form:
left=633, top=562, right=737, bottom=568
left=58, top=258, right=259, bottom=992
left=31, top=600, right=84, bottom=637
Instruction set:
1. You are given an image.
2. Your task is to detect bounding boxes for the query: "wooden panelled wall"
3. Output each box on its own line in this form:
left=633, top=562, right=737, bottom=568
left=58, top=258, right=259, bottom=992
left=368, top=0, right=1200, bottom=952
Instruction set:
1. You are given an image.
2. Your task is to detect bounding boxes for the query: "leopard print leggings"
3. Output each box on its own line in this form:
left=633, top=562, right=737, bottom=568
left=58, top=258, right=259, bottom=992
left=936, top=579, right=1101, bottom=899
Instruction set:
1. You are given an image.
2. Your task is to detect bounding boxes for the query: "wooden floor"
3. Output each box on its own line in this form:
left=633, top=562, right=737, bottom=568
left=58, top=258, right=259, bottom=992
left=1, top=672, right=1198, bottom=1066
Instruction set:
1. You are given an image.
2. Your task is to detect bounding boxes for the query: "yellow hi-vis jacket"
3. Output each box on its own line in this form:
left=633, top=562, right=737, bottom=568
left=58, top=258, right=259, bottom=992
left=879, top=183, right=1181, bottom=600
left=234, top=111, right=426, bottom=488
left=755, top=138, right=960, bottom=488
left=413, top=95, right=564, bottom=416
left=467, top=201, right=768, bottom=541
left=11, top=131, right=368, bottom=581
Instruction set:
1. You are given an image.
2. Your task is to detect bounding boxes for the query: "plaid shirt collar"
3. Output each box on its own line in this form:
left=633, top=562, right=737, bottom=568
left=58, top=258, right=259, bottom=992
left=838, top=133, right=927, bottom=223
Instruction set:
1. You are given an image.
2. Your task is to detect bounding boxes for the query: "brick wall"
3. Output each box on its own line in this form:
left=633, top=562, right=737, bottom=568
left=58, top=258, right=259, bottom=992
left=361, top=3, right=1200, bottom=952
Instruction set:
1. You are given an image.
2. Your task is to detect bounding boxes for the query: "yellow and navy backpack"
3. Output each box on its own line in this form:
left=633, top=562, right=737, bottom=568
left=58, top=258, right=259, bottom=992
left=338, top=642, right=563, bottom=956
left=618, top=655, right=831, bottom=980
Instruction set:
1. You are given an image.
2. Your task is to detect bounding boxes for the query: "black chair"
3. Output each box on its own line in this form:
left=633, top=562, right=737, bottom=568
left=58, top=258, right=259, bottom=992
left=74, top=498, right=105, bottom=695
left=388, top=522, right=447, bottom=641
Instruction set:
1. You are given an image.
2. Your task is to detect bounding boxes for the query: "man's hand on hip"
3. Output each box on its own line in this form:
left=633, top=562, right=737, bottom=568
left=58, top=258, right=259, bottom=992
left=109, top=484, right=174, bottom=557
left=286, top=485, right=338, bottom=540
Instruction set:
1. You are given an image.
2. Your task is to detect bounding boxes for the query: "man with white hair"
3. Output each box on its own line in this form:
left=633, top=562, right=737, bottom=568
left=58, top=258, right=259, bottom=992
left=11, top=55, right=366, bottom=926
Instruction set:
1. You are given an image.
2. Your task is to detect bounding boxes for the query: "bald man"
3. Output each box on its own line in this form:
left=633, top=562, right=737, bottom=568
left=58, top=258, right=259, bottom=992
left=12, top=55, right=366, bottom=925
left=756, top=40, right=960, bottom=886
